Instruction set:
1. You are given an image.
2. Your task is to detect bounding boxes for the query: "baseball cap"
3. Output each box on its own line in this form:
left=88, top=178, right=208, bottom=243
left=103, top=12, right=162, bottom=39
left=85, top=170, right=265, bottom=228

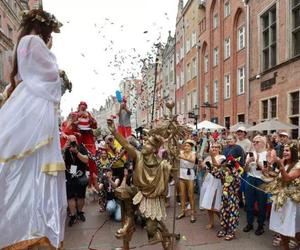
left=236, top=126, right=247, bottom=133
left=279, top=131, right=289, bottom=137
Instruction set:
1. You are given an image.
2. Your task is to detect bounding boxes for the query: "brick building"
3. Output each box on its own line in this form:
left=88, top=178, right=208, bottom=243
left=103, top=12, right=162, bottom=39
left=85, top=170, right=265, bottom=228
left=197, top=0, right=247, bottom=128
left=175, top=0, right=201, bottom=125
left=0, top=0, right=42, bottom=92
left=247, top=0, right=300, bottom=138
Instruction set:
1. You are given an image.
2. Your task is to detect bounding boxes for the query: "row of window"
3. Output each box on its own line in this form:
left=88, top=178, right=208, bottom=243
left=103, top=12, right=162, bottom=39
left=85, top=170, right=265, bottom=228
left=261, top=1, right=300, bottom=71
left=177, top=31, right=197, bottom=61
left=261, top=91, right=300, bottom=120
left=176, top=90, right=197, bottom=114
left=204, top=67, right=245, bottom=103
left=213, top=1, right=231, bottom=30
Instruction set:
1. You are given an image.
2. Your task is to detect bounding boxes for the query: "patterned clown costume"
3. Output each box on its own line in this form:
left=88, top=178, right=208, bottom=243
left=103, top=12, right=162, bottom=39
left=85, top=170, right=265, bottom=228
left=210, top=157, right=241, bottom=238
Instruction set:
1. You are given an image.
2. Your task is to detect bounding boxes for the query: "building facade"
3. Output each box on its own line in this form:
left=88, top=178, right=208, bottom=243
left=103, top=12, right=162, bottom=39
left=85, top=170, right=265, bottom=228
left=247, top=0, right=300, bottom=138
left=0, top=0, right=42, bottom=92
left=161, top=31, right=176, bottom=114
left=197, top=0, right=247, bottom=128
left=175, top=0, right=201, bottom=125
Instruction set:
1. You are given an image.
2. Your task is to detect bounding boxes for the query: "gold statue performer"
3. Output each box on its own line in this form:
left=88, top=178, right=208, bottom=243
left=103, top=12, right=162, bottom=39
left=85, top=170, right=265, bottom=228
left=107, top=101, right=189, bottom=250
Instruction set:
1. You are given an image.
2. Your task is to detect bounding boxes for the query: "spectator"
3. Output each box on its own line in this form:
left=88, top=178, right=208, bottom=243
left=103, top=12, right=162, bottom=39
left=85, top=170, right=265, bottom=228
left=223, top=134, right=245, bottom=166
left=64, top=135, right=89, bottom=227
left=106, top=135, right=126, bottom=181
left=271, top=133, right=279, bottom=148
left=268, top=143, right=300, bottom=249
left=199, top=142, right=226, bottom=229
left=236, top=126, right=252, bottom=154
left=275, top=131, right=290, bottom=158
left=243, top=135, right=268, bottom=235
left=99, top=168, right=121, bottom=221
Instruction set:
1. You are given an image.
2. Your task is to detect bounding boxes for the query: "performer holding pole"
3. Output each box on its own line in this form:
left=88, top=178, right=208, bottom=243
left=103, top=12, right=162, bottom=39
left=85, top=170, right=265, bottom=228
left=107, top=101, right=187, bottom=250
left=0, top=9, right=66, bottom=249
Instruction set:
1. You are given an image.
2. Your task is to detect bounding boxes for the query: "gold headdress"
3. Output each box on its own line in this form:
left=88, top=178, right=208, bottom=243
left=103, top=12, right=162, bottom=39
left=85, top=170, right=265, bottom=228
left=20, top=9, right=62, bottom=33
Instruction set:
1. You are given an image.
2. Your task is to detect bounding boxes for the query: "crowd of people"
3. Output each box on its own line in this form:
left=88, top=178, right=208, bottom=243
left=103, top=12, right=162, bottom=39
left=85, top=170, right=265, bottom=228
left=0, top=8, right=299, bottom=250
left=61, top=102, right=300, bottom=250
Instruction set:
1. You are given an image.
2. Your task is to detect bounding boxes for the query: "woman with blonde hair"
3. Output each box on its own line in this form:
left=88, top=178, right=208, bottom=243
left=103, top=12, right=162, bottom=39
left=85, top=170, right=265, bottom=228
left=199, top=142, right=225, bottom=229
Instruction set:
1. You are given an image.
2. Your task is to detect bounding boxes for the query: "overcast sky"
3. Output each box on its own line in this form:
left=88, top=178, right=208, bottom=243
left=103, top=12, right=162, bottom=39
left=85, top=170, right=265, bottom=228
left=43, top=0, right=179, bottom=116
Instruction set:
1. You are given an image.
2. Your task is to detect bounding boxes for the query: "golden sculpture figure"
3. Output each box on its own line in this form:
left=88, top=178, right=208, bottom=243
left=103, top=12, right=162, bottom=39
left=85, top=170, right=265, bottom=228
left=107, top=101, right=189, bottom=250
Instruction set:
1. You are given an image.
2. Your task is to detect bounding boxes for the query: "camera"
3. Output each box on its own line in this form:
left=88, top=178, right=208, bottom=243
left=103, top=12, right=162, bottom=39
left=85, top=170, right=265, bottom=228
left=248, top=152, right=254, bottom=158
left=70, top=141, right=77, bottom=148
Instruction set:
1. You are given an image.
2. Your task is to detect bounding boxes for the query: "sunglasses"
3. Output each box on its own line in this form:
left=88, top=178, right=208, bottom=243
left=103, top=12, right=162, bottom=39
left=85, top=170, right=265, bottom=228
left=253, top=141, right=261, bottom=144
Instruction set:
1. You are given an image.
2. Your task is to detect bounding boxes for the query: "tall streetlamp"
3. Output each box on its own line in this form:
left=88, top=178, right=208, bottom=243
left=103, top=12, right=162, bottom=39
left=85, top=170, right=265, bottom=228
left=151, top=42, right=163, bottom=127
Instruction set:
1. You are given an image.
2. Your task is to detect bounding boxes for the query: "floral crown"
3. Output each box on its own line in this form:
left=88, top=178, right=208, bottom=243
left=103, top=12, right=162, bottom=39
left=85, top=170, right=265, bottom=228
left=20, top=10, right=62, bottom=33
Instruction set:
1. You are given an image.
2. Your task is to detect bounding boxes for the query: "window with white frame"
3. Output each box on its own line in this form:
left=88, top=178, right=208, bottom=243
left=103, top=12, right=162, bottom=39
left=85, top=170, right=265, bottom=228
left=176, top=51, right=180, bottom=63
left=192, top=57, right=196, bottom=78
left=187, top=63, right=191, bottom=81
left=180, top=70, right=184, bottom=86
left=192, top=90, right=197, bottom=108
left=224, top=38, right=231, bottom=59
left=292, top=0, right=300, bottom=56
left=180, top=46, right=184, bottom=59
left=192, top=31, right=197, bottom=46
left=204, top=55, right=208, bottom=73
left=238, top=26, right=245, bottom=50
left=289, top=90, right=300, bottom=139
left=224, top=1, right=231, bottom=18
left=186, top=39, right=190, bottom=53
left=213, top=80, right=219, bottom=103
left=261, top=5, right=277, bottom=70
left=237, top=67, right=245, bottom=95
left=176, top=74, right=180, bottom=89
left=261, top=97, right=277, bottom=120
left=213, top=13, right=218, bottom=29
left=213, top=47, right=219, bottom=66
left=181, top=99, right=185, bottom=114
left=224, top=74, right=230, bottom=99
left=204, top=84, right=209, bottom=103
left=187, top=93, right=191, bottom=111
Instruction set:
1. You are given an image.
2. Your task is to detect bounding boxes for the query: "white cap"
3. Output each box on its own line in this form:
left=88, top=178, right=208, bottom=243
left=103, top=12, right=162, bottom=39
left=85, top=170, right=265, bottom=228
left=279, top=131, right=289, bottom=137
left=236, top=126, right=247, bottom=133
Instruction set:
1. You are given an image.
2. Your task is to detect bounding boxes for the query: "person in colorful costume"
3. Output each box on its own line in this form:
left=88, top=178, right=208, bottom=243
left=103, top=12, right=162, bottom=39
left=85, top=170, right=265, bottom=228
left=264, top=143, right=300, bottom=249
left=207, top=154, right=241, bottom=241
left=60, top=112, right=80, bottom=149
left=107, top=119, right=173, bottom=249
left=118, top=97, right=132, bottom=139
left=0, top=9, right=66, bottom=249
left=75, top=101, right=98, bottom=185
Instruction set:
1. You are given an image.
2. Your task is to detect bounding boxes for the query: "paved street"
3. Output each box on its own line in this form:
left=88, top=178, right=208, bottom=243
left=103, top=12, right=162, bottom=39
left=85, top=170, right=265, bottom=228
left=64, top=192, right=275, bottom=250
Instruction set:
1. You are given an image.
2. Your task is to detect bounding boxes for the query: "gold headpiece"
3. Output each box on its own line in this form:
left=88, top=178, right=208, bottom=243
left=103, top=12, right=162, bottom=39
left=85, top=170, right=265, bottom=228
left=20, top=10, right=62, bottom=33
left=147, top=135, right=164, bottom=150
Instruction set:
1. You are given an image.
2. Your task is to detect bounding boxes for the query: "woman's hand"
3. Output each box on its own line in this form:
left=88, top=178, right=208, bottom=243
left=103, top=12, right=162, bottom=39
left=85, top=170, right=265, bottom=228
left=107, top=119, right=116, bottom=133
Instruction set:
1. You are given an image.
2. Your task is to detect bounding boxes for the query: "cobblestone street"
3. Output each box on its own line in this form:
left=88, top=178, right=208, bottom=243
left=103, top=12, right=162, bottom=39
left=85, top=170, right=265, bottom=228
left=64, top=193, right=275, bottom=250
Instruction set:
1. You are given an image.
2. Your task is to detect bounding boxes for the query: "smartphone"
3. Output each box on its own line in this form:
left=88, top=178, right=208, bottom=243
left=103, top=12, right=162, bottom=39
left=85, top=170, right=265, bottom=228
left=263, top=161, right=268, bottom=167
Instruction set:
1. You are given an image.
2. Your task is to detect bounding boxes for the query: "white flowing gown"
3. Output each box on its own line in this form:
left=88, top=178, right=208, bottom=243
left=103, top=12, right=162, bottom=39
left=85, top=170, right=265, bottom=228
left=0, top=35, right=67, bottom=249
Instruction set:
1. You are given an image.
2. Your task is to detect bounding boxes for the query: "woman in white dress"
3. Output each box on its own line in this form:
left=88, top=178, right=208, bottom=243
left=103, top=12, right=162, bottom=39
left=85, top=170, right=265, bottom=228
left=0, top=10, right=67, bottom=249
left=268, top=143, right=300, bottom=250
left=199, top=142, right=225, bottom=229
left=176, top=139, right=197, bottom=223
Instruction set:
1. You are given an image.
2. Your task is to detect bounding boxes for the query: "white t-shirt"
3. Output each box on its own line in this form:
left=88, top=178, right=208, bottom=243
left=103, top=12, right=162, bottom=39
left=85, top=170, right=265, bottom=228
left=237, top=138, right=252, bottom=153
left=247, top=151, right=267, bottom=179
